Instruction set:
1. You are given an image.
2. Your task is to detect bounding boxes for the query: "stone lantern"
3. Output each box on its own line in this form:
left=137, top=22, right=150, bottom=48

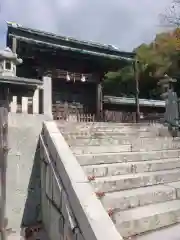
left=0, top=47, right=43, bottom=114
left=0, top=47, right=22, bottom=77
left=158, top=74, right=177, bottom=100
left=158, top=74, right=179, bottom=134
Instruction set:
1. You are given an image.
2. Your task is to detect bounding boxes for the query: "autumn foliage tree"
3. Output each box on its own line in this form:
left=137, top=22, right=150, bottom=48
left=104, top=28, right=180, bottom=99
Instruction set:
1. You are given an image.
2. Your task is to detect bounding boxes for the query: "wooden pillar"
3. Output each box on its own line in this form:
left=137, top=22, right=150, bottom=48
left=134, top=59, right=140, bottom=123
left=21, top=97, right=28, bottom=113
left=42, top=74, right=53, bottom=119
left=32, top=88, right=39, bottom=114
left=96, top=81, right=103, bottom=121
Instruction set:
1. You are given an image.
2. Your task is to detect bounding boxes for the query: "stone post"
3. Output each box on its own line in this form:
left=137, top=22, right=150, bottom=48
left=158, top=75, right=178, bottom=127
left=21, top=97, right=28, bottom=113
left=33, top=88, right=39, bottom=114
left=10, top=96, right=17, bottom=113
left=42, top=75, right=53, bottom=119
left=158, top=74, right=177, bottom=100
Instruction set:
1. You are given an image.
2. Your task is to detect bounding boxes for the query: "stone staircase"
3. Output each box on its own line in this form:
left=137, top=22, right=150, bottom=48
left=58, top=122, right=180, bottom=239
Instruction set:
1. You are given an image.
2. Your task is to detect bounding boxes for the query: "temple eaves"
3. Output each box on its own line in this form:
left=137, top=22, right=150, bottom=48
left=7, top=21, right=135, bottom=63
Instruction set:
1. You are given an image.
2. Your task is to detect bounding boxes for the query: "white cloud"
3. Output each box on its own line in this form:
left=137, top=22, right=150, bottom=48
left=0, top=0, right=172, bottom=50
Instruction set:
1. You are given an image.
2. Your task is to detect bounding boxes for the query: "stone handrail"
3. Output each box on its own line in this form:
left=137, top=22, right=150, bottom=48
left=40, top=121, right=122, bottom=240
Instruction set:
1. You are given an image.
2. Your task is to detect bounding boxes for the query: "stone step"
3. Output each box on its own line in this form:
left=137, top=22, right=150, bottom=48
left=62, top=127, right=167, bottom=134
left=63, top=131, right=165, bottom=139
left=77, top=149, right=180, bottom=166
left=132, top=139, right=180, bottom=152
left=58, top=123, right=159, bottom=129
left=83, top=158, right=180, bottom=177
left=67, top=137, right=179, bottom=146
left=71, top=145, right=132, bottom=154
left=91, top=169, right=180, bottom=192
left=65, top=133, right=166, bottom=141
left=62, top=127, right=161, bottom=133
left=114, top=200, right=180, bottom=238
left=101, top=185, right=176, bottom=211
left=58, top=122, right=165, bottom=131
left=72, top=140, right=180, bottom=154
left=60, top=125, right=169, bottom=135
left=135, top=222, right=180, bottom=240
left=57, top=121, right=161, bottom=127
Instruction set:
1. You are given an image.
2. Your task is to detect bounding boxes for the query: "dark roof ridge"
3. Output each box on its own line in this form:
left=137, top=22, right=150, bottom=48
left=7, top=21, right=135, bottom=58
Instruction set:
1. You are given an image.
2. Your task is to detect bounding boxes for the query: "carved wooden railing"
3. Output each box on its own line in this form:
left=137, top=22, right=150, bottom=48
left=103, top=110, right=136, bottom=123
left=53, top=103, right=95, bottom=122
left=53, top=102, right=164, bottom=123
left=103, top=110, right=163, bottom=123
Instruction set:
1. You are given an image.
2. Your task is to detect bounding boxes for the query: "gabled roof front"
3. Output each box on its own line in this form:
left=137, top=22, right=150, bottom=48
left=7, top=22, right=135, bottom=63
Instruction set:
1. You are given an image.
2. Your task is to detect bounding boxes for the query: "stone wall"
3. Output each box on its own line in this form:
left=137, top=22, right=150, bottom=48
left=6, top=113, right=49, bottom=235
left=40, top=121, right=122, bottom=240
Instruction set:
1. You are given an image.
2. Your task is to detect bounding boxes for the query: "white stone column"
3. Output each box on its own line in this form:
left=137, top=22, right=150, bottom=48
left=43, top=75, right=53, bottom=119
left=10, top=96, right=17, bottom=113
left=22, top=97, right=28, bottom=113
left=33, top=88, right=39, bottom=114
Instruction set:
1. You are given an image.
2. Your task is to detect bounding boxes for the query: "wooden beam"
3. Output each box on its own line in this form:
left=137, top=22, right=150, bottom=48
left=134, top=59, right=140, bottom=123
left=96, top=80, right=103, bottom=121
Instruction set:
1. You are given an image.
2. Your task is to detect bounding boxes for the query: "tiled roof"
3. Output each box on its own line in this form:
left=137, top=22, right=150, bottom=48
left=104, top=96, right=165, bottom=108
left=7, top=22, right=135, bottom=62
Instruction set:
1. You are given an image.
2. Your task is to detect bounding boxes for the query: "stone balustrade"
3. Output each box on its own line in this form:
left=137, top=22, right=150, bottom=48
left=10, top=88, right=40, bottom=114
left=40, top=121, right=122, bottom=240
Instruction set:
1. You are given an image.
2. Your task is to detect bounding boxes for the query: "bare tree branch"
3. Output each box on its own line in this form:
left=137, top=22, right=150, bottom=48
left=161, top=0, right=180, bottom=27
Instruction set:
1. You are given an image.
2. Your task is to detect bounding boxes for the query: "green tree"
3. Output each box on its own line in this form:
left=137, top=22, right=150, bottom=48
left=104, top=29, right=180, bottom=99
left=103, top=65, right=135, bottom=97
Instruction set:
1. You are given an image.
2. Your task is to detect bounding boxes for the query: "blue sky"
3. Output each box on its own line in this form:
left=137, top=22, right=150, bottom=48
left=0, top=0, right=172, bottom=51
